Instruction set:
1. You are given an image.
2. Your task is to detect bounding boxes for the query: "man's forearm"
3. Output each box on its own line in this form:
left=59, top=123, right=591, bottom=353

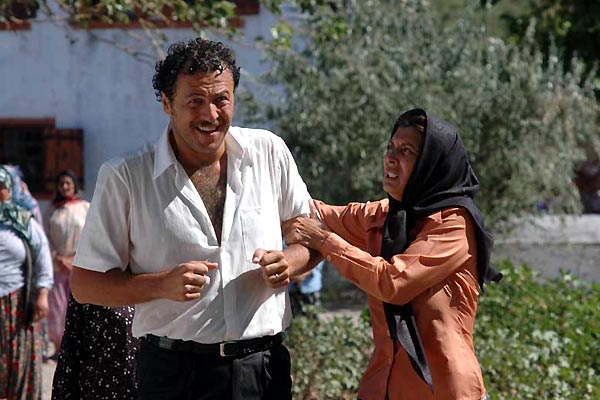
left=71, top=266, right=166, bottom=307
left=283, top=244, right=323, bottom=279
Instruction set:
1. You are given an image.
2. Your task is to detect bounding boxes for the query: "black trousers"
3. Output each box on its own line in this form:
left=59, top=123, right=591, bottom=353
left=136, top=339, right=292, bottom=400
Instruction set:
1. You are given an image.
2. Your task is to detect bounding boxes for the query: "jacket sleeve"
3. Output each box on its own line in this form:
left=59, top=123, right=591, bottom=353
left=319, top=207, right=477, bottom=305
left=313, top=200, right=385, bottom=250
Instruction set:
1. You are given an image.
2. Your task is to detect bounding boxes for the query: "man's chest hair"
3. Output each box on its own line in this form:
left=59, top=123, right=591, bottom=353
left=189, top=167, right=227, bottom=239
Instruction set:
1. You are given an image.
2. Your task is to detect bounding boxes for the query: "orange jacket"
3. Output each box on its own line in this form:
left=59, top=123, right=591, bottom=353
left=315, top=199, right=486, bottom=400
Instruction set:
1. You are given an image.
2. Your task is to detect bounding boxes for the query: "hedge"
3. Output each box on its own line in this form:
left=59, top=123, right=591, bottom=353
left=287, top=260, right=600, bottom=399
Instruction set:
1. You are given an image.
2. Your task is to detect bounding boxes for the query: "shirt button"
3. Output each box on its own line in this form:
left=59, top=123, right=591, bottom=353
left=326, top=255, right=332, bottom=262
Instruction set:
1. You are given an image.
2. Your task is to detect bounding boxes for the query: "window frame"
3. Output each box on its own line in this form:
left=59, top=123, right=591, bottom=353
left=0, top=118, right=84, bottom=199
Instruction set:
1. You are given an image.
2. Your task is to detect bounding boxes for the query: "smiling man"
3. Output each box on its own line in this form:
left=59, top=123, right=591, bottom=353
left=70, top=38, right=317, bottom=400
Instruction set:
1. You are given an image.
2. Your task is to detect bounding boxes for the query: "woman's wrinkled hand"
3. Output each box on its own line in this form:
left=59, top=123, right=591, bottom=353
left=282, top=217, right=330, bottom=250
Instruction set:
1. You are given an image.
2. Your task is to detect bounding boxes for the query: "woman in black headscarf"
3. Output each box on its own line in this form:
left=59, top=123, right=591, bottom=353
left=284, top=109, right=501, bottom=400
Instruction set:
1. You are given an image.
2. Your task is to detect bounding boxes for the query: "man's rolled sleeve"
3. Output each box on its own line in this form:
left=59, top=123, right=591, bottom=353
left=73, top=161, right=131, bottom=272
left=275, top=137, right=311, bottom=220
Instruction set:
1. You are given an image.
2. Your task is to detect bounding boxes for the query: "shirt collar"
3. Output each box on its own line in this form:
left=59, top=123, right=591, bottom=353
left=152, top=125, right=251, bottom=180
left=153, top=124, right=177, bottom=180
left=225, top=126, right=247, bottom=165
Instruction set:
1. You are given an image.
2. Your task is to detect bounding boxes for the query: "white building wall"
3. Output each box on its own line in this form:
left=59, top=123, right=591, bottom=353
left=0, top=5, right=278, bottom=202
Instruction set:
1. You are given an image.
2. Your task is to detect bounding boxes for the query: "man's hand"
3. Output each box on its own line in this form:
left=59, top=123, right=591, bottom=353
left=159, top=261, right=218, bottom=301
left=253, top=249, right=290, bottom=288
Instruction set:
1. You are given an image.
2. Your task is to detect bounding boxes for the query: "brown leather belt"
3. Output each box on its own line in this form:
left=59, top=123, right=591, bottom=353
left=143, top=332, right=285, bottom=358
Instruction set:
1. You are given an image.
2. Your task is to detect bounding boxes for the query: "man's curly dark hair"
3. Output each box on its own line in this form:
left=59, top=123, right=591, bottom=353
left=152, top=38, right=241, bottom=102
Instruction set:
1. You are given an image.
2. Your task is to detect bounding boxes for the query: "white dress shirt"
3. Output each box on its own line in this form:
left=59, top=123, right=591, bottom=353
left=74, top=126, right=311, bottom=343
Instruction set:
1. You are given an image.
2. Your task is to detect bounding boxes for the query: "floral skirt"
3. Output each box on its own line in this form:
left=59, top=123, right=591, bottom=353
left=0, top=289, right=43, bottom=400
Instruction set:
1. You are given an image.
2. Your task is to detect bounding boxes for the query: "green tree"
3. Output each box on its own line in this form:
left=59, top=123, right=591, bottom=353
left=249, top=0, right=600, bottom=229
left=498, top=0, right=600, bottom=81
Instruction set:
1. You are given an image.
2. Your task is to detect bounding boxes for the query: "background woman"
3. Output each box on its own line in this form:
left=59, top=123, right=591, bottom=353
left=49, top=175, right=138, bottom=399
left=0, top=165, right=53, bottom=399
left=284, top=109, right=502, bottom=400
left=4, top=164, right=44, bottom=225
left=44, top=170, right=90, bottom=359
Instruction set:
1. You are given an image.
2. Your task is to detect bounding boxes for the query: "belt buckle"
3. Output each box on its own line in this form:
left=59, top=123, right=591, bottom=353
left=157, top=336, right=174, bottom=350
left=219, top=340, right=237, bottom=357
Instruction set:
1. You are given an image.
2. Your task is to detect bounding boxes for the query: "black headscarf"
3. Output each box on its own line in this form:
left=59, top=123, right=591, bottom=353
left=380, top=108, right=502, bottom=392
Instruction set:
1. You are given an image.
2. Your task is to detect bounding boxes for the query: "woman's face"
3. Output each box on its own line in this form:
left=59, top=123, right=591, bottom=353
left=0, top=181, right=11, bottom=202
left=58, top=175, right=76, bottom=197
left=383, top=126, right=423, bottom=201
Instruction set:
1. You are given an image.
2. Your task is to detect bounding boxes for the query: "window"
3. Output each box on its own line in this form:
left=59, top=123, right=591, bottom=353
left=231, top=0, right=260, bottom=15
left=0, top=119, right=84, bottom=197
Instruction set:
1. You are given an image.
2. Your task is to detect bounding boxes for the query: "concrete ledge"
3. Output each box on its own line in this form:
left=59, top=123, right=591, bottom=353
left=494, top=215, right=600, bottom=281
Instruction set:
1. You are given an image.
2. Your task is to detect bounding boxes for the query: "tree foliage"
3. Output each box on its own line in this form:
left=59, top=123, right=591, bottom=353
left=498, top=0, right=600, bottom=82
left=1, top=0, right=245, bottom=62
left=250, top=0, right=600, bottom=229
left=0, top=0, right=328, bottom=62
left=1, top=0, right=237, bottom=29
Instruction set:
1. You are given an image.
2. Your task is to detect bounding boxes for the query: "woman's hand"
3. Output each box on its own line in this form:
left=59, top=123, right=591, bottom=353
left=57, top=255, right=74, bottom=273
left=283, top=217, right=330, bottom=250
left=34, top=288, right=49, bottom=322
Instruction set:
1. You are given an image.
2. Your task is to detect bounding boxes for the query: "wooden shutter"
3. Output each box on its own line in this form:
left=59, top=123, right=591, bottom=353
left=44, top=129, right=84, bottom=193
left=233, top=0, right=259, bottom=15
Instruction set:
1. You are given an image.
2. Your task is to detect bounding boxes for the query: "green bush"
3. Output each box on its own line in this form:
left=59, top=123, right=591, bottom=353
left=287, top=306, right=371, bottom=399
left=287, top=261, right=600, bottom=399
left=477, top=260, right=600, bottom=399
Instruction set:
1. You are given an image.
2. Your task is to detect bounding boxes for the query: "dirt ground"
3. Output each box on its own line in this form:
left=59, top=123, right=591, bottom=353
left=42, top=360, right=56, bottom=400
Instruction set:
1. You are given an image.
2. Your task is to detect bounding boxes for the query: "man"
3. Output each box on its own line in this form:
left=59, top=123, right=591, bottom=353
left=70, top=38, right=317, bottom=399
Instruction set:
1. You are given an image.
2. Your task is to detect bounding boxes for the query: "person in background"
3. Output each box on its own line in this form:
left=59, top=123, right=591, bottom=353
left=574, top=159, right=600, bottom=213
left=43, top=170, right=90, bottom=360
left=48, top=174, right=138, bottom=399
left=289, top=260, right=323, bottom=317
left=4, top=164, right=43, bottom=224
left=0, top=164, right=53, bottom=400
left=69, top=37, right=317, bottom=399
left=284, top=109, right=502, bottom=400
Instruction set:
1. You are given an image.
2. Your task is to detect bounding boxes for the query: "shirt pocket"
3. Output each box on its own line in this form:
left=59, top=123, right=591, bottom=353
left=240, top=207, right=282, bottom=263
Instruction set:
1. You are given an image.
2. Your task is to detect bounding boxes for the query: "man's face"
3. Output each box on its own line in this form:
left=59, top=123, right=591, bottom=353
left=162, top=69, right=235, bottom=163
